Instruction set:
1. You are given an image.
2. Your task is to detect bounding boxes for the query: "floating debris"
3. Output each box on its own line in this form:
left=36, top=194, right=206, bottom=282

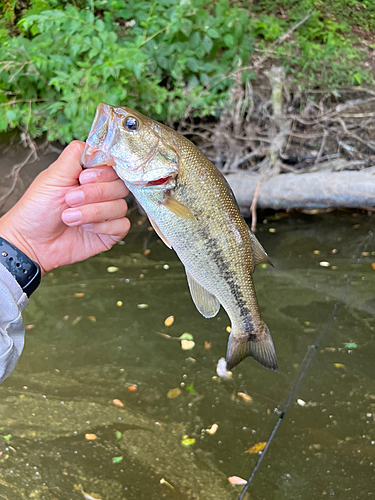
left=167, top=388, right=182, bottom=399
left=164, top=315, right=175, bottom=327
left=226, top=326, right=231, bottom=333
left=107, top=266, right=119, bottom=273
left=137, top=303, right=148, bottom=309
left=268, top=228, right=276, bottom=233
left=228, top=476, right=247, bottom=485
left=319, top=261, right=330, bottom=267
left=116, top=301, right=123, bottom=307
left=344, top=342, right=358, bottom=349
left=112, top=456, right=123, bottom=464
left=72, top=316, right=82, bottom=326
left=246, top=441, right=267, bottom=454
left=84, top=434, right=97, bottom=441
left=371, top=263, right=375, bottom=271
left=181, top=435, right=195, bottom=446
left=237, top=392, right=253, bottom=403
left=181, top=339, right=195, bottom=350
left=204, top=341, right=212, bottom=349
left=160, top=478, right=174, bottom=489
left=205, top=423, right=219, bottom=435
left=216, top=358, right=232, bottom=379
left=74, top=292, right=85, bottom=298
left=186, top=357, right=196, bottom=363
left=128, top=385, right=137, bottom=392
left=143, top=249, right=151, bottom=256
left=26, top=325, right=35, bottom=330
left=112, top=399, right=124, bottom=408
left=313, top=250, right=321, bottom=255
left=334, top=363, right=346, bottom=369
left=115, top=431, right=122, bottom=440
left=297, top=398, right=307, bottom=407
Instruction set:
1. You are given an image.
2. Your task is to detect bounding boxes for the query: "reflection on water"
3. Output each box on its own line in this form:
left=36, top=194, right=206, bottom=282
left=0, top=211, right=374, bottom=499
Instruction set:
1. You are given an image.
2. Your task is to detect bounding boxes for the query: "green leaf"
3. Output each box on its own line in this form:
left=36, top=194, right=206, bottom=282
left=189, top=32, right=201, bottom=49
left=115, top=430, right=122, bottom=440
left=112, top=456, right=123, bottom=464
left=223, top=34, right=234, bottom=48
left=186, top=383, right=196, bottom=393
left=3, top=434, right=12, bottom=442
left=207, top=28, right=220, bottom=39
left=186, top=57, right=198, bottom=72
left=179, top=333, right=194, bottom=341
left=202, top=35, right=213, bottom=54
left=344, top=342, right=358, bottom=349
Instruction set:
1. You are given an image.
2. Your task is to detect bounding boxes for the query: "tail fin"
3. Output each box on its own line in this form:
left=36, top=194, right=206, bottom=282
left=226, top=324, right=278, bottom=371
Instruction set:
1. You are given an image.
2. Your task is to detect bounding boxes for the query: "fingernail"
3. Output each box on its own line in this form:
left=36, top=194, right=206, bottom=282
left=80, top=170, right=98, bottom=184
left=62, top=210, right=82, bottom=224
left=66, top=190, right=84, bottom=205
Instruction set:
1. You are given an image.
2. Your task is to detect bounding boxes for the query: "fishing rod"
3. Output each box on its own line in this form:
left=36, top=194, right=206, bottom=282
left=238, top=230, right=374, bottom=500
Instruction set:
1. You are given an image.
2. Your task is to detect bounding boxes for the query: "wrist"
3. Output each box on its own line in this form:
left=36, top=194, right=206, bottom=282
left=0, top=217, right=44, bottom=274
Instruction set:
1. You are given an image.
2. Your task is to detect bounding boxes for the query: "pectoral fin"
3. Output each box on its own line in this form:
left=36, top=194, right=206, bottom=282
left=161, top=194, right=196, bottom=222
left=248, top=230, right=274, bottom=269
left=186, top=271, right=220, bottom=318
left=148, top=215, right=172, bottom=249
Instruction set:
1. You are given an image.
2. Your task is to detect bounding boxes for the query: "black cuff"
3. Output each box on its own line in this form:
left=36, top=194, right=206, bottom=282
left=0, top=237, right=41, bottom=297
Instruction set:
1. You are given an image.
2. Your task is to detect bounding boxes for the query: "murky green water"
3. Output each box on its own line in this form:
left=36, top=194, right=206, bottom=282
left=0, top=210, right=374, bottom=500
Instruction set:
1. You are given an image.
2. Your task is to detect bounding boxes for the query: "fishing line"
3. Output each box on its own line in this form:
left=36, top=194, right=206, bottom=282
left=238, top=230, right=374, bottom=500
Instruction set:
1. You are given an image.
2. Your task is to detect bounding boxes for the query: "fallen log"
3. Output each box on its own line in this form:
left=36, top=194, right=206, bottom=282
left=226, top=167, right=375, bottom=215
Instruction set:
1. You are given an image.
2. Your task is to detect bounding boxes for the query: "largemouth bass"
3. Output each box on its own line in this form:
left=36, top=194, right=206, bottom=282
left=81, top=103, right=277, bottom=371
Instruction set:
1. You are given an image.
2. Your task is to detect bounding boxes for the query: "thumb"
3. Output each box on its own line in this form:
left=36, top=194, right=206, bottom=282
left=47, top=140, right=85, bottom=186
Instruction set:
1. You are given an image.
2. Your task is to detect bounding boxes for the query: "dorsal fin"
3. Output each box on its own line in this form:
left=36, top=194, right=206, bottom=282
left=186, top=271, right=220, bottom=318
left=148, top=215, right=172, bottom=249
left=248, top=230, right=273, bottom=270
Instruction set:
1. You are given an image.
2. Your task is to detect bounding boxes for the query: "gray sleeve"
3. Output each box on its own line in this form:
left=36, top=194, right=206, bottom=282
left=0, top=263, right=29, bottom=384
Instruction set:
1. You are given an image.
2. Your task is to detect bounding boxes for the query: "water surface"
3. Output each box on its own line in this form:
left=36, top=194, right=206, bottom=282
left=0, top=210, right=374, bottom=499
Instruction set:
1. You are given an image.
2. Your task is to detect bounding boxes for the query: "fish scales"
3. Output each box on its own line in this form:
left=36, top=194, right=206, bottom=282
left=81, top=103, right=278, bottom=371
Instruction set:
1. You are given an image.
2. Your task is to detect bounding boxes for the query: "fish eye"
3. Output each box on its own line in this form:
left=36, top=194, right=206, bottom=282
left=123, top=116, right=139, bottom=132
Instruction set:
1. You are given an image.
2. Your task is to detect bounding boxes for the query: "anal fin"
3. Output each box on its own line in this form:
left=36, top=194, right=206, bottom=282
left=186, top=271, right=220, bottom=318
left=248, top=230, right=274, bottom=269
left=148, top=215, right=172, bottom=249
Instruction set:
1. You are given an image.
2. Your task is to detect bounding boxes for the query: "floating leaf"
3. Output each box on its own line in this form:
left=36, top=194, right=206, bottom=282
left=226, top=326, right=231, bottom=333
left=3, top=434, right=12, bottom=443
left=72, top=316, right=82, bottom=326
left=167, top=388, right=181, bottom=399
left=297, top=399, right=306, bottom=406
left=128, top=385, right=137, bottom=392
left=344, top=342, right=357, bottom=349
left=228, top=476, right=247, bottom=485
left=319, top=261, right=330, bottom=267
left=143, top=249, right=151, bottom=256
left=181, top=435, right=196, bottom=446
left=115, top=431, right=122, bottom=440
left=313, top=250, right=321, bottom=255
left=88, top=316, right=96, bottom=322
left=216, top=358, right=232, bottom=379
left=107, top=266, right=119, bottom=273
left=164, top=315, right=174, bottom=327
left=371, top=263, right=375, bottom=270
left=112, top=456, right=123, bottom=464
left=334, top=363, right=346, bottom=369
left=186, top=383, right=196, bottom=394
left=181, top=339, right=195, bottom=350
left=137, top=304, right=148, bottom=309
left=112, top=399, right=124, bottom=408
left=237, top=392, right=252, bottom=403
left=205, top=423, right=219, bottom=435
left=246, top=441, right=267, bottom=454
left=204, top=341, right=211, bottom=349
left=74, top=292, right=85, bottom=298
left=85, top=433, right=97, bottom=441
left=179, top=333, right=194, bottom=341
left=26, top=325, right=35, bottom=330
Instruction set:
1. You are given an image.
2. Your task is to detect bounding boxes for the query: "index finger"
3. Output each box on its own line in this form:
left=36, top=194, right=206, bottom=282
left=79, top=166, right=121, bottom=185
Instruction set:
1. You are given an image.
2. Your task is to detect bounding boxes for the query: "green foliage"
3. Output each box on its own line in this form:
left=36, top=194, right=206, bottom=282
left=0, top=0, right=373, bottom=143
left=0, top=0, right=255, bottom=142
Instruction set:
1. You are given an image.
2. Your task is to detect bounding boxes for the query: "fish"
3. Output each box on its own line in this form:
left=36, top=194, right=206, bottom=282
left=80, top=103, right=277, bottom=371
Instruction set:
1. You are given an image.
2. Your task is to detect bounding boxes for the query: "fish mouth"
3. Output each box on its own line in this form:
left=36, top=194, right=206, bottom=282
left=80, top=103, right=116, bottom=169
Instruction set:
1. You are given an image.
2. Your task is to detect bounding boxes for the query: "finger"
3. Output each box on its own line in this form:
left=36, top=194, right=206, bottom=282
left=65, top=179, right=129, bottom=207
left=79, top=166, right=120, bottom=185
left=62, top=199, right=128, bottom=226
left=81, top=217, right=131, bottom=241
left=48, top=141, right=86, bottom=186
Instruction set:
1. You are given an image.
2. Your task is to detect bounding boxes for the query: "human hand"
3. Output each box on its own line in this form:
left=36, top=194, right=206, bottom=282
left=0, top=141, right=130, bottom=275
